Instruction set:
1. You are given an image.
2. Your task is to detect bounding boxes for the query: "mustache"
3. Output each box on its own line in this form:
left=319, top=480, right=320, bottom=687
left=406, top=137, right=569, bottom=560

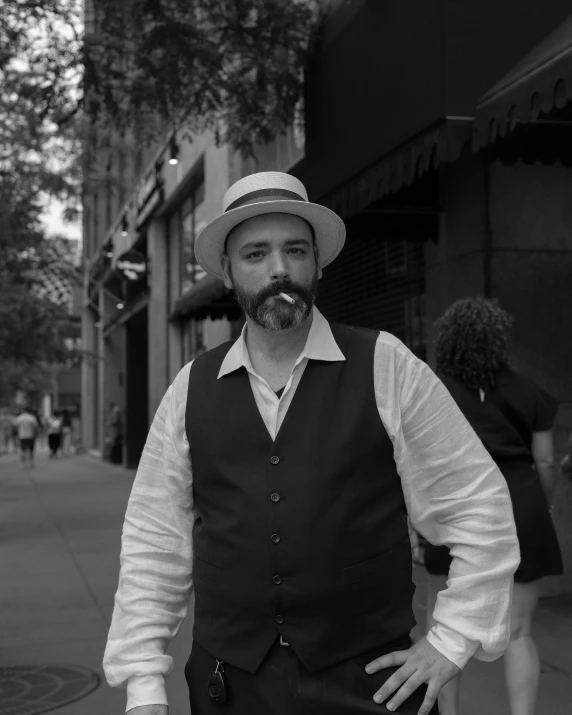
left=256, top=279, right=306, bottom=304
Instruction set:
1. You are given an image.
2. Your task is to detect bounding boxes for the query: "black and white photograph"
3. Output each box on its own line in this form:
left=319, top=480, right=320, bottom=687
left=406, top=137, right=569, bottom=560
left=1, top=2, right=572, bottom=714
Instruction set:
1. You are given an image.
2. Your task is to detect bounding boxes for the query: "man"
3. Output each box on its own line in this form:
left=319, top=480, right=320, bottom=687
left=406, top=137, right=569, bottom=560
left=104, top=172, right=520, bottom=715
left=15, top=406, right=40, bottom=469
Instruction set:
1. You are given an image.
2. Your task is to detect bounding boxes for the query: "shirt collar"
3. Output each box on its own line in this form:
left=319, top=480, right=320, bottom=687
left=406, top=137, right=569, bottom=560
left=218, top=305, right=346, bottom=379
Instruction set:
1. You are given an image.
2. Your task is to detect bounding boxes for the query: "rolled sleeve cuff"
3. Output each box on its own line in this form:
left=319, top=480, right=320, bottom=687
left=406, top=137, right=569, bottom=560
left=126, top=674, right=167, bottom=712
left=426, top=624, right=480, bottom=670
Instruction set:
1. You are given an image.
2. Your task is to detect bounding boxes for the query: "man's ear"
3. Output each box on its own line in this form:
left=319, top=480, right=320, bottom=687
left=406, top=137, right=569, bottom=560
left=221, top=254, right=233, bottom=290
left=313, top=242, right=322, bottom=280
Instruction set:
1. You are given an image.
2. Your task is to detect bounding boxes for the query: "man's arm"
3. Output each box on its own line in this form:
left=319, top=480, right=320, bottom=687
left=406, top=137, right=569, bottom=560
left=103, top=363, right=194, bottom=712
left=370, top=335, right=519, bottom=713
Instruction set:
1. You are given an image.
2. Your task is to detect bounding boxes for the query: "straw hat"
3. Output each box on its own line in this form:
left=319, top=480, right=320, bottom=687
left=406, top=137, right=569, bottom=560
left=194, top=171, right=346, bottom=279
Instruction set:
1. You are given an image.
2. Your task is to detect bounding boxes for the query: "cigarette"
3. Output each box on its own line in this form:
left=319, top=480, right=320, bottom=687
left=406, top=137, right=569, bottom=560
left=279, top=292, right=295, bottom=304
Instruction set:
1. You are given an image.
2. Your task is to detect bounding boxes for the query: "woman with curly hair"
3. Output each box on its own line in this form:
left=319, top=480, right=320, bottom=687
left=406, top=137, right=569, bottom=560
left=424, top=297, right=562, bottom=715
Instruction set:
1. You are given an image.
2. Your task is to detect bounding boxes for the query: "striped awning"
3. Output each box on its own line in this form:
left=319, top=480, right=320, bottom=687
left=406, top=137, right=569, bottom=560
left=318, top=118, right=473, bottom=221
left=171, top=274, right=241, bottom=321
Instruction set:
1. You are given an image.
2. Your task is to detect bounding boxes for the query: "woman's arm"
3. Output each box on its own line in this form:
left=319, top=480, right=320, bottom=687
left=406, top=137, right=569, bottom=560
left=531, top=429, right=556, bottom=504
left=560, top=431, right=572, bottom=479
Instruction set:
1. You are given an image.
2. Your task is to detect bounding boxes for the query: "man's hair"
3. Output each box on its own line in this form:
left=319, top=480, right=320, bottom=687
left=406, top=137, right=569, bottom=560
left=433, top=297, right=514, bottom=391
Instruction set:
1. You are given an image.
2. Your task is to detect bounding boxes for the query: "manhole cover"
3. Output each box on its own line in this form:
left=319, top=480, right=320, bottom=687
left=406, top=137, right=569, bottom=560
left=0, top=665, right=100, bottom=715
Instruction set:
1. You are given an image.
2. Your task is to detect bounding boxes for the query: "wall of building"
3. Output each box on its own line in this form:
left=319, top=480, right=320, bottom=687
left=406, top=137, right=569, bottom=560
left=424, top=151, right=489, bottom=366
left=305, top=0, right=445, bottom=200
left=87, top=129, right=233, bottom=437
left=443, top=0, right=571, bottom=116
left=489, top=159, right=572, bottom=591
left=147, top=219, right=169, bottom=423
left=147, top=132, right=231, bottom=421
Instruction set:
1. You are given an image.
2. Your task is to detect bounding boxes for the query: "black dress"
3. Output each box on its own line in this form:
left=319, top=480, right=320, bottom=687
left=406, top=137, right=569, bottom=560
left=424, top=368, right=563, bottom=583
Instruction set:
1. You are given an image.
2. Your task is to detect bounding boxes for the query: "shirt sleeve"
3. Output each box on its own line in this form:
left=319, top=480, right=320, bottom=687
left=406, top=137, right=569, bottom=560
left=374, top=334, right=520, bottom=670
left=102, top=362, right=195, bottom=711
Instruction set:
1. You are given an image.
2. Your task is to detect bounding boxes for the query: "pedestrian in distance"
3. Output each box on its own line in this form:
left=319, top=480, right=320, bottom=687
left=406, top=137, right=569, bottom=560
left=103, top=172, right=520, bottom=715
left=47, top=411, right=63, bottom=458
left=9, top=412, right=19, bottom=453
left=31, top=408, right=46, bottom=450
left=14, top=406, right=40, bottom=469
left=61, top=409, right=73, bottom=456
left=423, top=297, right=563, bottom=715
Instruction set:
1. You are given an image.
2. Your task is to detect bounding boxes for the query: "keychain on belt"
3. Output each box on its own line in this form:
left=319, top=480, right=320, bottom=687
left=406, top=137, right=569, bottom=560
left=207, top=658, right=228, bottom=705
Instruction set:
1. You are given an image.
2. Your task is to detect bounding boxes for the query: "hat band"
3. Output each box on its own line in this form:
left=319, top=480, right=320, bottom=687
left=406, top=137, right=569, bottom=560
left=225, top=188, right=305, bottom=212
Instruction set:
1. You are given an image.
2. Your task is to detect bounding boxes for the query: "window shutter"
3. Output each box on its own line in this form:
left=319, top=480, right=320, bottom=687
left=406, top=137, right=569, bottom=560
left=317, top=236, right=427, bottom=360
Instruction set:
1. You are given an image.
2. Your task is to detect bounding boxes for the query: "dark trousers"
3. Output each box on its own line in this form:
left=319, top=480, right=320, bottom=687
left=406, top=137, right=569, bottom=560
left=185, top=635, right=439, bottom=714
left=48, top=433, right=62, bottom=455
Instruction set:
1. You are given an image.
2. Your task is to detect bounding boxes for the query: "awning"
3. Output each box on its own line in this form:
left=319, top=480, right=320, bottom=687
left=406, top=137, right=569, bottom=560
left=475, top=13, right=572, bottom=149
left=318, top=118, right=473, bottom=221
left=171, top=274, right=241, bottom=321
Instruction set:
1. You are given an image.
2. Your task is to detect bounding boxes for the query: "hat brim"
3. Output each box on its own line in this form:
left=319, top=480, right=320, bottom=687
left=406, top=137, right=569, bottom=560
left=194, top=200, right=346, bottom=280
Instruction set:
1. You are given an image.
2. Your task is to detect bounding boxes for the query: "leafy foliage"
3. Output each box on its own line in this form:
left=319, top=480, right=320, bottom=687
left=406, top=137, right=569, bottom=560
left=0, top=361, right=54, bottom=406
left=0, top=167, right=80, bottom=400
left=0, top=0, right=82, bottom=213
left=86, top=0, right=320, bottom=155
left=2, top=0, right=319, bottom=161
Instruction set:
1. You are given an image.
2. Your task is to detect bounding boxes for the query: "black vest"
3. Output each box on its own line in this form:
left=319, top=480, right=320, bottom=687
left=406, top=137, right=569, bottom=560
left=185, top=324, right=415, bottom=674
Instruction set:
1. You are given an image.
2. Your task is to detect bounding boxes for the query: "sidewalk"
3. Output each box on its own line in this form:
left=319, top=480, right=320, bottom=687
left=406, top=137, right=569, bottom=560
left=0, top=450, right=195, bottom=714
left=0, top=451, right=571, bottom=714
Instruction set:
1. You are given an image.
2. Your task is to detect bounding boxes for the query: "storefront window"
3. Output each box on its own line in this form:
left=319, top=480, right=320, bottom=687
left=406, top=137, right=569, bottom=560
left=181, top=180, right=207, bottom=294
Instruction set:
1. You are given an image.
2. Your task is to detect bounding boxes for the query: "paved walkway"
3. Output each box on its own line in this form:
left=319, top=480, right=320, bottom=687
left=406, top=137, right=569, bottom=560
left=0, top=451, right=571, bottom=714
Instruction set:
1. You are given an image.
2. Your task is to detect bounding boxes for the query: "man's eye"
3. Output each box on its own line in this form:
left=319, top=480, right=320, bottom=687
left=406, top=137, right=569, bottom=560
left=287, top=248, right=305, bottom=254
left=247, top=251, right=264, bottom=259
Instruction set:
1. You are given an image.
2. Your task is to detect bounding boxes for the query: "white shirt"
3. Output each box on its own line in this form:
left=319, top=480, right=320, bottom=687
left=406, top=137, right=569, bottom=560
left=103, top=307, right=520, bottom=711
left=15, top=412, right=39, bottom=439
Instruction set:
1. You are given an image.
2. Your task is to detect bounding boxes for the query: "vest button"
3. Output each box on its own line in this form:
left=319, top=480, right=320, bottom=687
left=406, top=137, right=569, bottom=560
left=272, top=574, right=282, bottom=585
left=275, top=614, right=284, bottom=624
left=270, top=455, right=280, bottom=465
left=271, top=533, right=281, bottom=544
left=270, top=493, right=280, bottom=503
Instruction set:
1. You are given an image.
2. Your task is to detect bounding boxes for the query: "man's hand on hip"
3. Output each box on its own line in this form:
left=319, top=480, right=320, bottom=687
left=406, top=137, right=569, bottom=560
left=365, top=636, right=460, bottom=714
left=126, top=706, right=168, bottom=715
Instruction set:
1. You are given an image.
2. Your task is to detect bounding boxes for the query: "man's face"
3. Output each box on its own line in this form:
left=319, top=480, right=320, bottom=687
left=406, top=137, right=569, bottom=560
left=222, top=212, right=322, bottom=331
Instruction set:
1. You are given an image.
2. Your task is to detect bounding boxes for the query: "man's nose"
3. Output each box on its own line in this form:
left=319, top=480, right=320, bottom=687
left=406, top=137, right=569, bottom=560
left=269, top=252, right=289, bottom=279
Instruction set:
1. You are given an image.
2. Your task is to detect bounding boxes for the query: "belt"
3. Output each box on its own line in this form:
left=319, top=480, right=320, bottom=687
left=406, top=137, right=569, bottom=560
left=279, top=635, right=290, bottom=647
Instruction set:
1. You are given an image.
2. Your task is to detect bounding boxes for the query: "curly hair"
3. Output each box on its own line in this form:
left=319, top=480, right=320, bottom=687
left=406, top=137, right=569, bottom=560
left=433, top=297, right=515, bottom=391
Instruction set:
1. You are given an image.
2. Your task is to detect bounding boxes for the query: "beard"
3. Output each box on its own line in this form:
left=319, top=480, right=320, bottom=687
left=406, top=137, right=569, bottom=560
left=231, top=271, right=319, bottom=331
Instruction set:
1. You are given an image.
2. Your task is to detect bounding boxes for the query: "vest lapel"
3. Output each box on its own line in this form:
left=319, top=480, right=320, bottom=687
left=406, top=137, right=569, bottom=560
left=274, top=329, right=348, bottom=444
left=221, top=366, right=274, bottom=447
